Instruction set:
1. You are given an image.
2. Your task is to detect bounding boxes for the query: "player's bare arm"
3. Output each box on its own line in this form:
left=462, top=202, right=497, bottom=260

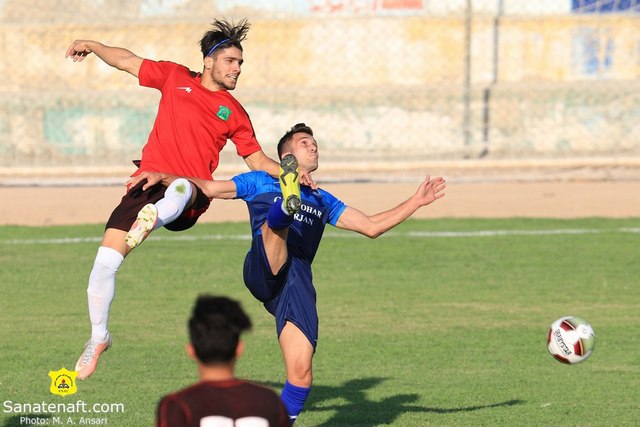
left=335, top=175, right=446, bottom=238
left=65, top=40, right=144, bottom=77
left=128, top=171, right=195, bottom=191
left=200, top=180, right=237, bottom=199
left=243, top=150, right=279, bottom=175
left=127, top=171, right=237, bottom=200
left=128, top=171, right=218, bottom=193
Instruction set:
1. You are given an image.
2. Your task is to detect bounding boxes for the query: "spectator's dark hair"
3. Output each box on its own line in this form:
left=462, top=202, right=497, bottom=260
left=188, top=295, right=252, bottom=364
left=199, top=18, right=250, bottom=58
left=277, top=123, right=314, bottom=158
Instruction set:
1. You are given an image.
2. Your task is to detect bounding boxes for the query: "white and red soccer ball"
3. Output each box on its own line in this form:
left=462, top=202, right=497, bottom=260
left=547, top=316, right=595, bottom=364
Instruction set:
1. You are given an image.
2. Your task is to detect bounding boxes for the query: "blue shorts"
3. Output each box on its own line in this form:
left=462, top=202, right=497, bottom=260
left=243, top=235, right=318, bottom=349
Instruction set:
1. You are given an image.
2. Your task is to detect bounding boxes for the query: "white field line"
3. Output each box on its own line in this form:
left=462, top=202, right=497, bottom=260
left=2, top=228, right=639, bottom=245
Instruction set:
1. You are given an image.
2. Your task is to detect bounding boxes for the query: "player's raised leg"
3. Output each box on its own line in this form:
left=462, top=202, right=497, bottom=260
left=125, top=178, right=195, bottom=249
left=265, top=153, right=301, bottom=231
left=76, top=177, right=198, bottom=379
left=260, top=154, right=301, bottom=273
left=279, top=154, right=301, bottom=215
left=125, top=203, right=158, bottom=248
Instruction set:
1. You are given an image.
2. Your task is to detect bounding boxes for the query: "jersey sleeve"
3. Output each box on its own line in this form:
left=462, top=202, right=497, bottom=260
left=232, top=171, right=269, bottom=201
left=321, top=190, right=347, bottom=226
left=138, top=59, right=181, bottom=90
left=155, top=396, right=189, bottom=427
left=228, top=103, right=262, bottom=157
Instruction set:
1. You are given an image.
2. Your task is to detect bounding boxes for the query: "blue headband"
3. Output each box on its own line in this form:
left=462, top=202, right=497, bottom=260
left=206, top=38, right=231, bottom=57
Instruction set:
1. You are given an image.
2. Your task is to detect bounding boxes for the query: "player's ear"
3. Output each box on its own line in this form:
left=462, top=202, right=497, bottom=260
left=235, top=340, right=245, bottom=360
left=203, top=55, right=214, bottom=70
left=186, top=343, right=197, bottom=361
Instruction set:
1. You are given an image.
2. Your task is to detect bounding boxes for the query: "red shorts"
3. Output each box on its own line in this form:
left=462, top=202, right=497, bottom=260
left=105, top=179, right=211, bottom=232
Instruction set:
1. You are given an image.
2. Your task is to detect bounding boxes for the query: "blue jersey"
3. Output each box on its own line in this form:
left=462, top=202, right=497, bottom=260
left=232, top=171, right=347, bottom=263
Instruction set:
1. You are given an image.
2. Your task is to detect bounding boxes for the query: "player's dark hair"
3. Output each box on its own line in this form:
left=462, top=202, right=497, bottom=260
left=188, top=295, right=252, bottom=364
left=277, top=123, right=314, bottom=158
left=199, top=18, right=250, bottom=58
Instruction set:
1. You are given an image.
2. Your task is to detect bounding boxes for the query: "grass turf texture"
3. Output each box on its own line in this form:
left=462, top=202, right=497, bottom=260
left=1, top=218, right=639, bottom=426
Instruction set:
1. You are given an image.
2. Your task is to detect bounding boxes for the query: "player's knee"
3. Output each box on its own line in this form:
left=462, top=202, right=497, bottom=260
left=166, top=178, right=194, bottom=203
left=88, top=247, right=124, bottom=287
left=89, top=261, right=117, bottom=283
left=289, top=363, right=313, bottom=387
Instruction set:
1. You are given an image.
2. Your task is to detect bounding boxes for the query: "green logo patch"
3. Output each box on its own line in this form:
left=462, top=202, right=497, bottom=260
left=216, top=105, right=231, bottom=121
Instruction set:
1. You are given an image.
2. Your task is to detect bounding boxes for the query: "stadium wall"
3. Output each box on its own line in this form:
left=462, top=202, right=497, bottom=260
left=0, top=1, right=638, bottom=176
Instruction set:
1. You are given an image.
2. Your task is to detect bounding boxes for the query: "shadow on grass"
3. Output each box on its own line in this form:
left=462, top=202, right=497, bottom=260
left=4, top=414, right=52, bottom=427
left=266, top=377, right=524, bottom=426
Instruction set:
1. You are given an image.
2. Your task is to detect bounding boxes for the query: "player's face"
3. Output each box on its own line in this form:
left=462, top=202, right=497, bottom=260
left=289, top=132, right=319, bottom=172
left=208, top=47, right=243, bottom=91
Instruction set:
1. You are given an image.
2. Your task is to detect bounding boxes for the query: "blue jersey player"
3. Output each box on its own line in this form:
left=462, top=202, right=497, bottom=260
left=128, top=123, right=446, bottom=424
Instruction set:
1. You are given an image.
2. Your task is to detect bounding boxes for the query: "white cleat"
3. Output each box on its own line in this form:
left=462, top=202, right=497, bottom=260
left=125, top=204, right=158, bottom=248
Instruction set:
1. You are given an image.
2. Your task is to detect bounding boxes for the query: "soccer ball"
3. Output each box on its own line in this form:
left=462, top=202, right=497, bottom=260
left=547, top=316, right=595, bottom=364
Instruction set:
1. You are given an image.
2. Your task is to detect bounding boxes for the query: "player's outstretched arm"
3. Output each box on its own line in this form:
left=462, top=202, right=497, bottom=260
left=243, top=150, right=279, bottom=176
left=335, top=175, right=445, bottom=238
left=65, top=40, right=144, bottom=77
left=127, top=171, right=237, bottom=200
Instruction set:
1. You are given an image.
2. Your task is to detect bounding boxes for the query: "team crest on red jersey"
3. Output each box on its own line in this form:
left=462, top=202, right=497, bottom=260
left=216, top=105, right=231, bottom=121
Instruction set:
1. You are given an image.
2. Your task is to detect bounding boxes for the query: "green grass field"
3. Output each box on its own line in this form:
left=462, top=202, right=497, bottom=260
left=1, top=218, right=639, bottom=426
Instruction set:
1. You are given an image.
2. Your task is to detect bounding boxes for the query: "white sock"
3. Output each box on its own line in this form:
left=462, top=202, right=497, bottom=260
left=154, top=178, right=193, bottom=229
left=87, top=246, right=124, bottom=343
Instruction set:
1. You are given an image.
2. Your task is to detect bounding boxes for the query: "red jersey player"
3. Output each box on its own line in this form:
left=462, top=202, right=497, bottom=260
left=65, top=19, right=312, bottom=380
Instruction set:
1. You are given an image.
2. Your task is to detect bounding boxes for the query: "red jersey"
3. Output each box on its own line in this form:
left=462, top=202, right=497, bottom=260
left=136, top=59, right=262, bottom=181
left=155, top=379, right=289, bottom=427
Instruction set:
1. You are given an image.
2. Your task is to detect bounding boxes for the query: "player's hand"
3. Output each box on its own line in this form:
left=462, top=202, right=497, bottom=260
left=65, top=40, right=94, bottom=62
left=299, top=170, right=317, bottom=189
left=415, top=175, right=446, bottom=206
left=127, top=172, right=166, bottom=191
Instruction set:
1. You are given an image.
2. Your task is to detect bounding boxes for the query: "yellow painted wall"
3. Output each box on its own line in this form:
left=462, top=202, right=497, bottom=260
left=0, top=10, right=638, bottom=165
left=1, top=15, right=636, bottom=92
